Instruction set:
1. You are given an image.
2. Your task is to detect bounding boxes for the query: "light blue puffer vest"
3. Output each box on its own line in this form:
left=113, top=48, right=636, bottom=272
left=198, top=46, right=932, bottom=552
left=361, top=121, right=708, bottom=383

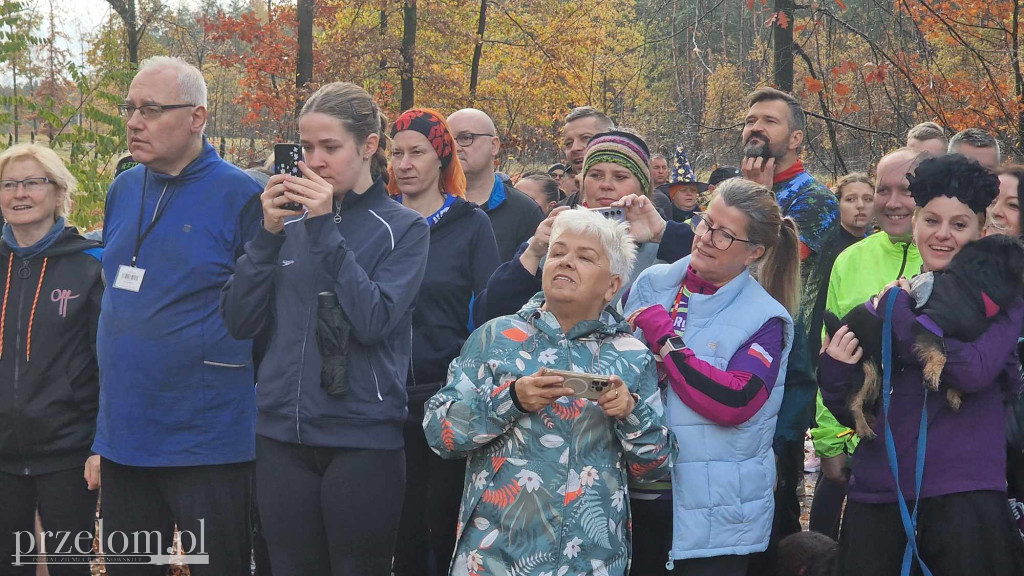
left=623, top=256, right=794, bottom=561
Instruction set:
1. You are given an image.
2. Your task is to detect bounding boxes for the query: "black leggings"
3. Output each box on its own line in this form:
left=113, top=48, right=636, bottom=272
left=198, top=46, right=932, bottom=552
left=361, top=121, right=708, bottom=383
left=0, top=467, right=97, bottom=576
left=255, top=435, right=405, bottom=576
left=393, top=422, right=465, bottom=576
left=809, top=472, right=847, bottom=540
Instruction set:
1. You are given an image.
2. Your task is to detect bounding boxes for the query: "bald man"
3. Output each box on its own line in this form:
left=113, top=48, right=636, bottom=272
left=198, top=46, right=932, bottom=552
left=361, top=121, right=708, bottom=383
left=448, top=108, right=544, bottom=262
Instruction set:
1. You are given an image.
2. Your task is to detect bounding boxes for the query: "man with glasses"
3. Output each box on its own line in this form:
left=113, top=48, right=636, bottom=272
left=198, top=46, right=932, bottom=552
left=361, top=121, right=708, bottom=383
left=448, top=108, right=543, bottom=262
left=93, top=56, right=262, bottom=576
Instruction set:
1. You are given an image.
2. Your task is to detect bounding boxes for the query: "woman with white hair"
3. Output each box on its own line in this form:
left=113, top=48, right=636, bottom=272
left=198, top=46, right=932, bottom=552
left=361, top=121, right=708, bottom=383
left=423, top=208, right=676, bottom=576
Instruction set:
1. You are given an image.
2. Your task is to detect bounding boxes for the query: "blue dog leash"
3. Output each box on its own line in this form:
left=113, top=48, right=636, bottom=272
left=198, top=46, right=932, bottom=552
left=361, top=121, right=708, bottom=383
left=880, top=290, right=934, bottom=576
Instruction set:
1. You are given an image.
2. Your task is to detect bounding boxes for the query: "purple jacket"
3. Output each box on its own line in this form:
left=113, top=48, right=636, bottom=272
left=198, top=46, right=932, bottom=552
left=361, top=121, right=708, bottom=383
left=819, top=288, right=1024, bottom=504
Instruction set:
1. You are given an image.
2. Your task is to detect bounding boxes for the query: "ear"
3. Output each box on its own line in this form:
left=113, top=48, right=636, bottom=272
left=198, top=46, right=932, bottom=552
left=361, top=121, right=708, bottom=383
left=788, top=128, right=804, bottom=153
left=363, top=133, right=380, bottom=160
left=604, top=274, right=623, bottom=304
left=489, top=135, right=500, bottom=160
left=744, top=244, right=766, bottom=267
left=190, top=105, right=208, bottom=135
left=546, top=200, right=558, bottom=213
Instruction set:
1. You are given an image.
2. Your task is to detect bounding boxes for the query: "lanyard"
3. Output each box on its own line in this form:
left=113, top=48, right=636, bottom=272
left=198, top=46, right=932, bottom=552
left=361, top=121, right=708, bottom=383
left=669, top=283, right=688, bottom=324
left=131, top=168, right=175, bottom=267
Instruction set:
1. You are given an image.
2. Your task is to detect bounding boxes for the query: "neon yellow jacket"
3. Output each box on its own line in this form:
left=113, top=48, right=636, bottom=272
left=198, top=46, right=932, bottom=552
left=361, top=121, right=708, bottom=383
left=811, top=232, right=923, bottom=458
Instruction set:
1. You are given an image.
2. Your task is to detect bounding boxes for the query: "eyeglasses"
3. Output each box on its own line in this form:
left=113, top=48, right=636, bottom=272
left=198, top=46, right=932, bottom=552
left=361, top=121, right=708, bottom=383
left=118, top=103, right=196, bottom=120
left=454, top=132, right=495, bottom=147
left=0, top=177, right=53, bottom=193
left=690, top=212, right=755, bottom=250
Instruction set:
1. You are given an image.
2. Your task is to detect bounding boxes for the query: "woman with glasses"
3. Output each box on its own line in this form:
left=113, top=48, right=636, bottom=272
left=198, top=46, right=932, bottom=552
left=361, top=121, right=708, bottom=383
left=0, top=145, right=103, bottom=575
left=620, top=177, right=800, bottom=576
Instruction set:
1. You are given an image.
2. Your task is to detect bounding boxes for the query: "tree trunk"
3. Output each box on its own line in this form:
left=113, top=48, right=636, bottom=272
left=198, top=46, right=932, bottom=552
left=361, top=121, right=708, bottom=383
left=400, top=0, right=417, bottom=110
left=105, top=0, right=140, bottom=66
left=1013, top=0, right=1024, bottom=156
left=295, top=0, right=314, bottom=117
left=468, top=0, right=487, bottom=104
left=772, top=0, right=794, bottom=92
left=379, top=6, right=387, bottom=70
left=13, top=59, right=19, bottom=144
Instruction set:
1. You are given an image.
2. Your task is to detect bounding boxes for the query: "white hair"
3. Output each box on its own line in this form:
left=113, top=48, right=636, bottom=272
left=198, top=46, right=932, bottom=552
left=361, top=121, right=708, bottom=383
left=137, top=56, right=208, bottom=108
left=548, top=207, right=637, bottom=279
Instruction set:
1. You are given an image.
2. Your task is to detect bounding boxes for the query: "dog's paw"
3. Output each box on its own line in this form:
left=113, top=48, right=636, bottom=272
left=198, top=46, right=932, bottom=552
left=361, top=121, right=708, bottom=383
left=946, top=389, right=963, bottom=411
left=922, top=363, right=943, bottom=391
left=856, top=424, right=877, bottom=440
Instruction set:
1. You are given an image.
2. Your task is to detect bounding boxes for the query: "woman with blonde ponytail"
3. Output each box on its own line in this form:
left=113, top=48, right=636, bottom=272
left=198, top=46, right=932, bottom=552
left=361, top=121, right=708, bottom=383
left=621, top=178, right=798, bottom=574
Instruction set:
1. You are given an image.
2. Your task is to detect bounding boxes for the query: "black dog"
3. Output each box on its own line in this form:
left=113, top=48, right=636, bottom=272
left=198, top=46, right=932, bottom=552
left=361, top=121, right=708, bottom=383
left=824, top=234, right=1024, bottom=439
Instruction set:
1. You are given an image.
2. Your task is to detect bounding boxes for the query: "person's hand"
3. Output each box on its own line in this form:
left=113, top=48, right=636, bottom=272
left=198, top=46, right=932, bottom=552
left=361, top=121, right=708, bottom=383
left=261, top=173, right=306, bottom=234
left=279, top=160, right=334, bottom=218
left=821, top=453, right=850, bottom=485
left=84, top=455, right=100, bottom=490
left=871, top=277, right=911, bottom=308
left=626, top=306, right=651, bottom=331
left=823, top=325, right=863, bottom=365
left=741, top=156, right=776, bottom=190
left=521, top=206, right=569, bottom=274
left=514, top=368, right=574, bottom=412
left=597, top=376, right=637, bottom=419
left=611, top=194, right=666, bottom=243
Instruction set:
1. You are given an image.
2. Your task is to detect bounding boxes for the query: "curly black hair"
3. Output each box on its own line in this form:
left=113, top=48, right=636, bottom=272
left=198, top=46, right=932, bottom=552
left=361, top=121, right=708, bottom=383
left=908, top=153, right=999, bottom=214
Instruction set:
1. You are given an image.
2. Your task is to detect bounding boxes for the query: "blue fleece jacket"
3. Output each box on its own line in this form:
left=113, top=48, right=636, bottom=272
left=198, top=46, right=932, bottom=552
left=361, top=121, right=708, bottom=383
left=221, top=178, right=429, bottom=449
left=406, top=197, right=499, bottom=412
left=93, top=140, right=263, bottom=466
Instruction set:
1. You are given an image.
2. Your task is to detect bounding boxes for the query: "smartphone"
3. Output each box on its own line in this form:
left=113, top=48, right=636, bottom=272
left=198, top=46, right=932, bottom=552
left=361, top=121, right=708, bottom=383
left=274, top=143, right=304, bottom=211
left=546, top=369, right=615, bottom=401
left=591, top=206, right=626, bottom=223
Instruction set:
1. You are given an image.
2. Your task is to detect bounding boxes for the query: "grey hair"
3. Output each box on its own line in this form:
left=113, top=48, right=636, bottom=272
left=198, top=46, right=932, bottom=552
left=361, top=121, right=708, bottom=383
left=651, top=153, right=666, bottom=162
left=948, top=128, right=1000, bottom=159
left=906, top=121, right=945, bottom=144
left=137, top=56, right=207, bottom=108
left=564, top=106, right=615, bottom=131
left=548, top=207, right=637, bottom=279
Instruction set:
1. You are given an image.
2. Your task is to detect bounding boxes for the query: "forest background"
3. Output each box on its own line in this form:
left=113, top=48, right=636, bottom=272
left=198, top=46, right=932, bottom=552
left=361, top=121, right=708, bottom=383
left=0, top=0, right=1021, bottom=229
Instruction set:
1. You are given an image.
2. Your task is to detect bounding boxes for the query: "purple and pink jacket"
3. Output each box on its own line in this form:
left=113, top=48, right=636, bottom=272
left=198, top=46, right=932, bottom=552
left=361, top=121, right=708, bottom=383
left=819, top=288, right=1024, bottom=503
left=631, top=268, right=785, bottom=428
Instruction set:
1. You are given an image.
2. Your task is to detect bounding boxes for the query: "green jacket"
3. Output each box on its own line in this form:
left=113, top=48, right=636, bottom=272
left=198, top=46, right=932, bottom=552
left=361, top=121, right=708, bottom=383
left=424, top=293, right=676, bottom=575
left=811, top=232, right=923, bottom=458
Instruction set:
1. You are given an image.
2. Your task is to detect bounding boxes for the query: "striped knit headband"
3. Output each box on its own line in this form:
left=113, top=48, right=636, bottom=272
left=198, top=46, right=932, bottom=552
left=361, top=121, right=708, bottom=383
left=390, top=109, right=455, bottom=169
left=582, top=131, right=652, bottom=193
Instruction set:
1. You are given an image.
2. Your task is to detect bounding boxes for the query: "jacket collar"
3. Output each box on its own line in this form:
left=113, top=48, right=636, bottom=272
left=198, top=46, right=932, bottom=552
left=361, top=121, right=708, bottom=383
left=516, top=292, right=629, bottom=341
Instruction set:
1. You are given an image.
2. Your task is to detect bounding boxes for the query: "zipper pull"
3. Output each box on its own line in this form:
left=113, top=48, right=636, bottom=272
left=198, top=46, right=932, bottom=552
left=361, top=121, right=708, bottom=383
left=665, top=553, right=675, bottom=571
left=17, top=260, right=31, bottom=279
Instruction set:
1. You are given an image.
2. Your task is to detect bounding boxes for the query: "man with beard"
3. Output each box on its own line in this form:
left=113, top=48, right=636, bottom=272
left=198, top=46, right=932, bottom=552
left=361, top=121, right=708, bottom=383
left=740, top=87, right=839, bottom=575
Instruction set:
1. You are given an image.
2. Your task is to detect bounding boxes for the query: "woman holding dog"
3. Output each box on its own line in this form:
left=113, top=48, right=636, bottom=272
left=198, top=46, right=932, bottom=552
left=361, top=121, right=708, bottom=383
left=820, top=154, right=1024, bottom=576
left=619, top=177, right=800, bottom=576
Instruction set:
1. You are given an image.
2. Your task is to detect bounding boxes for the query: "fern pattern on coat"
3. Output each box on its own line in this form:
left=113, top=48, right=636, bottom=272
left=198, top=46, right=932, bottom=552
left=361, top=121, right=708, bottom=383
left=424, top=293, right=677, bottom=576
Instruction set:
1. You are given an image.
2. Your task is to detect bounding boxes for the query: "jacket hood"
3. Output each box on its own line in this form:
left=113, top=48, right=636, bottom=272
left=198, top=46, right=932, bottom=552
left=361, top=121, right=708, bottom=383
left=516, top=291, right=631, bottom=341
left=0, top=227, right=100, bottom=259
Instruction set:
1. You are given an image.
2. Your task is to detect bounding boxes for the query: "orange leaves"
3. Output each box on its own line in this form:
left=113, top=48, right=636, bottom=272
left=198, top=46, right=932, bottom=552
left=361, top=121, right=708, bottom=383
left=804, top=76, right=825, bottom=94
left=863, top=63, right=889, bottom=84
left=834, top=0, right=847, bottom=10
left=764, top=11, right=790, bottom=29
left=834, top=81, right=851, bottom=97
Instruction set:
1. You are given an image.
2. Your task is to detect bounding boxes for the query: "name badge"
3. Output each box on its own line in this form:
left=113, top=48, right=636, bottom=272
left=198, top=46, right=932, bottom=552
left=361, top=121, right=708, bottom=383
left=113, top=265, right=146, bottom=292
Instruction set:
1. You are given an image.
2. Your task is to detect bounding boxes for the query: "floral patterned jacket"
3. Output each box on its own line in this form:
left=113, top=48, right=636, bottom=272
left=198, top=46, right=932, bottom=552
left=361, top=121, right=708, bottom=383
left=424, top=293, right=677, bottom=576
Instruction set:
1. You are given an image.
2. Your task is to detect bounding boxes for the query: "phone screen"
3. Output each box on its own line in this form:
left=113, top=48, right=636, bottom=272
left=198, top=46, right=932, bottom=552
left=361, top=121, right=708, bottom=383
left=274, top=143, right=303, bottom=177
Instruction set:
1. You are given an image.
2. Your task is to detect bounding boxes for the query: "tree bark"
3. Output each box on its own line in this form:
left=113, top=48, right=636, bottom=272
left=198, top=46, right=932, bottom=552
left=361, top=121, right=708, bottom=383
left=468, top=0, right=487, bottom=104
left=105, top=0, right=140, bottom=66
left=295, top=0, right=314, bottom=116
left=400, top=0, right=417, bottom=110
left=772, top=0, right=794, bottom=91
left=1012, top=0, right=1023, bottom=156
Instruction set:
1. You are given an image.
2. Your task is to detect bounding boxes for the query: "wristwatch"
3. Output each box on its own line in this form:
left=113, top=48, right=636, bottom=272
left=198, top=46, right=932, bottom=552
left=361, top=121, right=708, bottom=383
left=659, top=335, right=685, bottom=360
